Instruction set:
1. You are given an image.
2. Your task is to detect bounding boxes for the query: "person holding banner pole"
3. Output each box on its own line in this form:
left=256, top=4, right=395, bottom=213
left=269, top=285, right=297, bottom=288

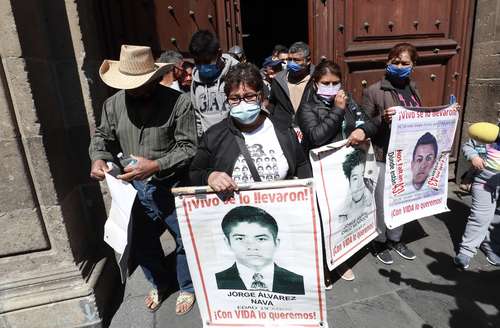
left=296, top=60, right=377, bottom=284
left=362, top=43, right=422, bottom=264
left=190, top=62, right=311, bottom=192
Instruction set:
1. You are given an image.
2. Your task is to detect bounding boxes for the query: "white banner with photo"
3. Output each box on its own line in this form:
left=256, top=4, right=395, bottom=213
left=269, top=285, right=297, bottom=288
left=174, top=179, right=327, bottom=328
left=384, top=105, right=459, bottom=229
left=310, top=140, right=379, bottom=271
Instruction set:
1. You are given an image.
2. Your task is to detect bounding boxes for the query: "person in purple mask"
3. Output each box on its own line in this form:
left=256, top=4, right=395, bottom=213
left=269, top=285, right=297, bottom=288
left=296, top=60, right=376, bottom=287
left=296, top=60, right=376, bottom=153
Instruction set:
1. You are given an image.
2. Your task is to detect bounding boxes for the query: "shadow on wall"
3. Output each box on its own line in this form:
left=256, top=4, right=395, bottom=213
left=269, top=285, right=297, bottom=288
left=10, top=0, right=124, bottom=325
left=83, top=0, right=163, bottom=122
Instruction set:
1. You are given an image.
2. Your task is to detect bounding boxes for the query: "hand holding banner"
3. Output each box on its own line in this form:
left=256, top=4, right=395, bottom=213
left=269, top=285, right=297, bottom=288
left=384, top=105, right=459, bottom=228
left=174, top=179, right=327, bottom=328
left=310, top=141, right=379, bottom=270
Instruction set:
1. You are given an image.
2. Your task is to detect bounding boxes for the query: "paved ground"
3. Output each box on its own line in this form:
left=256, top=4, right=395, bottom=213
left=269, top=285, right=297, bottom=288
left=109, top=184, right=500, bottom=328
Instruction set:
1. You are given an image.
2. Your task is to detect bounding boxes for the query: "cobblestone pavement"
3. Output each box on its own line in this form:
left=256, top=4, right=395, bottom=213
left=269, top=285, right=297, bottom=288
left=109, top=184, right=500, bottom=328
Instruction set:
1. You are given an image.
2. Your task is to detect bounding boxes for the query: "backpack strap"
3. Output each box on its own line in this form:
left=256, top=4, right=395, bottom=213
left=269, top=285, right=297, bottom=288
left=234, top=135, right=262, bottom=182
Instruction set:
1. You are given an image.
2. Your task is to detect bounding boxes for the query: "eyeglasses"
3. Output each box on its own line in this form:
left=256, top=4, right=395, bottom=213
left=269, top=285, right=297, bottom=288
left=227, top=93, right=260, bottom=106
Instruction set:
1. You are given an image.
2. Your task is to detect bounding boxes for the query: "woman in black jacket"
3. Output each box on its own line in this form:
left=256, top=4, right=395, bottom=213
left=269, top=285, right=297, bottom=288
left=296, top=60, right=377, bottom=285
left=297, top=60, right=377, bottom=153
left=190, top=63, right=311, bottom=192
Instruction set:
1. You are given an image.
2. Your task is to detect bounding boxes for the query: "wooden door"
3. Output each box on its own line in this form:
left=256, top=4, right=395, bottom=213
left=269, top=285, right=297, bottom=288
left=310, top=0, right=475, bottom=168
left=97, top=0, right=242, bottom=58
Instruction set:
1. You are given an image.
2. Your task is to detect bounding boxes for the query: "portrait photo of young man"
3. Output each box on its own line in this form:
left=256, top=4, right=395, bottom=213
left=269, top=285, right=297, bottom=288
left=215, top=206, right=305, bottom=295
left=337, top=149, right=375, bottom=223
left=408, top=132, right=438, bottom=192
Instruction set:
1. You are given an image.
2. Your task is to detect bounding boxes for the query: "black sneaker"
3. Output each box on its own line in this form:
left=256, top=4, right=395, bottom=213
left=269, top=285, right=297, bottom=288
left=372, top=242, right=394, bottom=265
left=480, top=244, right=500, bottom=266
left=389, top=241, right=416, bottom=260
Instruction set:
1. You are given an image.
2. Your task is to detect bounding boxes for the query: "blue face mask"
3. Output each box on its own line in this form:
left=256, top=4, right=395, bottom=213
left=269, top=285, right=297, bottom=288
left=229, top=100, right=261, bottom=125
left=386, top=64, right=412, bottom=80
left=287, top=60, right=303, bottom=73
left=197, top=63, right=222, bottom=81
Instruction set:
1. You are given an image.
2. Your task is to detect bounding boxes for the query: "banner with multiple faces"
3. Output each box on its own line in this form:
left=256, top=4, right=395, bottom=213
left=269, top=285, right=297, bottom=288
left=169, top=105, right=458, bottom=327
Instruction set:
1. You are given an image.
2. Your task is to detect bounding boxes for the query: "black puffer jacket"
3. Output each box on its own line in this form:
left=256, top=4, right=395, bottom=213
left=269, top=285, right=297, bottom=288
left=189, top=114, right=312, bottom=186
left=296, top=82, right=378, bottom=153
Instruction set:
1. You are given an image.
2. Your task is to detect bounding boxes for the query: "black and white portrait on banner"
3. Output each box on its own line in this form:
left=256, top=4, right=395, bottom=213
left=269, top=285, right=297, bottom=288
left=215, top=206, right=305, bottom=295
left=311, top=141, right=379, bottom=271
left=175, top=181, right=327, bottom=327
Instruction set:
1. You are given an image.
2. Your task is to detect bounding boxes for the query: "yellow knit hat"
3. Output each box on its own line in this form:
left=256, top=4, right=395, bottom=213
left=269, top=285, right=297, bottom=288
left=468, top=122, right=500, bottom=143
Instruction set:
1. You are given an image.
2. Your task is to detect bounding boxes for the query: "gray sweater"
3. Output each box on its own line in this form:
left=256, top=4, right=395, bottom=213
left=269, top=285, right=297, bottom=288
left=190, top=53, right=239, bottom=137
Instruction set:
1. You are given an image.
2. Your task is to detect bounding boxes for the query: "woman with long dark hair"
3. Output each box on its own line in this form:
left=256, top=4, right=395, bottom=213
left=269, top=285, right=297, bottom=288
left=296, top=60, right=377, bottom=286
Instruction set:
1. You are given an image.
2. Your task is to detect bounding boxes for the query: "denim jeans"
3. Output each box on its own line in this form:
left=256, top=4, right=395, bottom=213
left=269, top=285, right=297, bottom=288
left=131, top=179, right=194, bottom=293
left=374, top=162, right=404, bottom=243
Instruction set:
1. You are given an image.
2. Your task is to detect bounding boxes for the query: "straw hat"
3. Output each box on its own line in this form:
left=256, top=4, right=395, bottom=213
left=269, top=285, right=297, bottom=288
left=99, top=45, right=172, bottom=90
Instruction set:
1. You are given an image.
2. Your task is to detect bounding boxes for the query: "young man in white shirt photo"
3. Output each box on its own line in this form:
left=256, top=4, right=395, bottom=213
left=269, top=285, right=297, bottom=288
left=215, top=206, right=305, bottom=295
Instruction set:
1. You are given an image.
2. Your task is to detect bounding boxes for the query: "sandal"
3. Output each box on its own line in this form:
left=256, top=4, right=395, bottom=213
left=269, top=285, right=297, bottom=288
left=176, top=292, right=195, bottom=316
left=145, top=289, right=166, bottom=313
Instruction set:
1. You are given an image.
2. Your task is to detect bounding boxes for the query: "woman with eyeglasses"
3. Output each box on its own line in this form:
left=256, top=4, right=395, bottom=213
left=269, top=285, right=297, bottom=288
left=190, top=63, right=311, bottom=192
left=296, top=60, right=377, bottom=285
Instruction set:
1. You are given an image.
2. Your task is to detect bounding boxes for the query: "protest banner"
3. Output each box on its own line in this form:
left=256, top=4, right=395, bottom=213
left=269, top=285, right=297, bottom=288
left=384, top=105, right=459, bottom=229
left=310, top=141, right=379, bottom=270
left=173, top=179, right=327, bottom=328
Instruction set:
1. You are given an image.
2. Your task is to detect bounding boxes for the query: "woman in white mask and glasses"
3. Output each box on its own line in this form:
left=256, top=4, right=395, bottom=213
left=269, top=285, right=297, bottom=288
left=296, top=60, right=377, bottom=154
left=190, top=63, right=312, bottom=192
left=296, top=60, right=377, bottom=285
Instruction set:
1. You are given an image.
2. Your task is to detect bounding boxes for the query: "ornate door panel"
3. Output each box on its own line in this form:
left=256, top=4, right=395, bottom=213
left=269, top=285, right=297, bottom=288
left=310, top=0, right=475, bottom=165
left=98, top=0, right=242, bottom=58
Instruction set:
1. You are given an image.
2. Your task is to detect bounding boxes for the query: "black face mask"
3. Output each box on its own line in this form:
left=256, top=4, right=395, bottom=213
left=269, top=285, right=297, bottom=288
left=288, top=64, right=309, bottom=82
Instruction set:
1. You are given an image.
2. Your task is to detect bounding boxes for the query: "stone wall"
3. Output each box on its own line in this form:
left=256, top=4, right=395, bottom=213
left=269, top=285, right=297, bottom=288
left=457, top=0, right=500, bottom=180
left=0, top=1, right=119, bottom=327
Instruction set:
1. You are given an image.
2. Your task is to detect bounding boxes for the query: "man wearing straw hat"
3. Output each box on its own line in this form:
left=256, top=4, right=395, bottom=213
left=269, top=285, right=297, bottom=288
left=89, top=45, right=197, bottom=314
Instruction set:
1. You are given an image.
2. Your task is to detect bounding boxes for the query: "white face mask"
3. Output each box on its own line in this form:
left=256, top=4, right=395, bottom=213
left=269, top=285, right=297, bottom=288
left=317, top=83, right=341, bottom=100
left=229, top=100, right=261, bottom=125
